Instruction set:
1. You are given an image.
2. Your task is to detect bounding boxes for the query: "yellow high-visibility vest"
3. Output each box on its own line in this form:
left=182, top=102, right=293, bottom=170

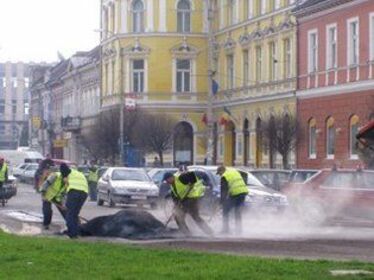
left=222, top=168, right=249, bottom=197
left=0, top=163, right=7, bottom=182
left=67, top=169, right=88, bottom=193
left=172, top=174, right=205, bottom=200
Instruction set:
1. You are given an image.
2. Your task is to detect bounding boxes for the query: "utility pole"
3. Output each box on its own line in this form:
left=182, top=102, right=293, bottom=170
left=206, top=0, right=215, bottom=165
left=117, top=36, right=125, bottom=166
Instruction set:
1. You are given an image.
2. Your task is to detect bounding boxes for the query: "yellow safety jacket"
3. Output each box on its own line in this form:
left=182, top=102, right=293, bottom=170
left=222, top=168, right=249, bottom=197
left=88, top=169, right=98, bottom=183
left=43, top=172, right=65, bottom=203
left=66, top=169, right=88, bottom=193
left=0, top=163, right=7, bottom=182
left=171, top=174, right=205, bottom=200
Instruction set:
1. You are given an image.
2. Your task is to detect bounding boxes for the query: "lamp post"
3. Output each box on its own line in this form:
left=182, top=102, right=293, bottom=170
left=96, top=29, right=125, bottom=166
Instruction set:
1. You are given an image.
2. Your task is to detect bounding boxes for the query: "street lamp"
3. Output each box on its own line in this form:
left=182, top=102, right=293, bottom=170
left=95, top=29, right=125, bottom=166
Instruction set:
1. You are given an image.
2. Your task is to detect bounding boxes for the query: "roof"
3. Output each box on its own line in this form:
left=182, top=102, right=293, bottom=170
left=293, top=0, right=354, bottom=17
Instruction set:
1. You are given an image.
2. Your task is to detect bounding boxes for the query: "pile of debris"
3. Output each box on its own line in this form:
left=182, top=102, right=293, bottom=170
left=80, top=209, right=180, bottom=240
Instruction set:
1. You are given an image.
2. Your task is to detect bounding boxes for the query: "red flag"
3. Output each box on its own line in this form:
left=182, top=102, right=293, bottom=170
left=201, top=113, right=208, bottom=125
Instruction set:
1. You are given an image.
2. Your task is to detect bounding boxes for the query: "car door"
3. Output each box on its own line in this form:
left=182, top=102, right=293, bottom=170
left=350, top=171, right=374, bottom=221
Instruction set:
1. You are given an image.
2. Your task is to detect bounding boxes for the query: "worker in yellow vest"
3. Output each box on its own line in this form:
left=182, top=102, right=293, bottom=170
left=87, top=165, right=99, bottom=201
left=39, top=168, right=67, bottom=229
left=0, top=157, right=8, bottom=189
left=216, top=166, right=249, bottom=234
left=60, top=163, right=88, bottom=239
left=163, top=171, right=213, bottom=236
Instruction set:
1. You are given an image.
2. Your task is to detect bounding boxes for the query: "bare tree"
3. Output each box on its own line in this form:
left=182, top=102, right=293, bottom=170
left=262, top=114, right=300, bottom=169
left=133, top=113, right=175, bottom=166
left=81, top=108, right=142, bottom=164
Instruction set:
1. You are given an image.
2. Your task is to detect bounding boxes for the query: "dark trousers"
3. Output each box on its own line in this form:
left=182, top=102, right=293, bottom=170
left=174, top=198, right=213, bottom=236
left=42, top=200, right=67, bottom=227
left=222, top=193, right=247, bottom=234
left=65, top=189, right=87, bottom=238
left=88, top=182, right=97, bottom=201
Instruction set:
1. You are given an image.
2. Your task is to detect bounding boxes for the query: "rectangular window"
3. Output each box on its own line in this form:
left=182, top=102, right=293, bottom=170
left=350, top=123, right=359, bottom=158
left=131, top=59, right=144, bottom=93
left=176, top=59, right=191, bottom=92
left=0, top=100, right=4, bottom=115
left=255, top=46, right=262, bottom=82
left=347, top=19, right=359, bottom=65
left=309, top=126, right=316, bottom=158
left=247, top=0, right=253, bottom=19
left=269, top=41, right=277, bottom=81
left=227, top=54, right=234, bottom=89
left=370, top=13, right=374, bottom=60
left=327, top=126, right=335, bottom=158
left=228, top=0, right=235, bottom=25
left=12, top=100, right=17, bottom=116
left=243, top=50, right=249, bottom=86
left=284, top=38, right=291, bottom=79
left=308, top=30, right=318, bottom=73
left=326, top=25, right=337, bottom=69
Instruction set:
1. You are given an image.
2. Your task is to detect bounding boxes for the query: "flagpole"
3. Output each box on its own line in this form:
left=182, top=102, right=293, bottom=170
left=206, top=0, right=215, bottom=165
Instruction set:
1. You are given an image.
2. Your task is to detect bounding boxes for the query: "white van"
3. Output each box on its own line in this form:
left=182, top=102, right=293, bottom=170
left=0, top=150, right=44, bottom=171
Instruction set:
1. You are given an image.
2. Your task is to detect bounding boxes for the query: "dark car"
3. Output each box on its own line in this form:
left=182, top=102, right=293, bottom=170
left=285, top=169, right=374, bottom=224
left=147, top=168, right=178, bottom=198
left=249, top=169, right=291, bottom=191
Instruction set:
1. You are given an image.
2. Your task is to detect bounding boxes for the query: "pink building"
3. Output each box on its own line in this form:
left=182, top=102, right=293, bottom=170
left=294, top=0, right=374, bottom=169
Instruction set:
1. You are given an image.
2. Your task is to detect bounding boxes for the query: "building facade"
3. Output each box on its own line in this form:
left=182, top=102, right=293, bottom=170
left=100, top=0, right=298, bottom=167
left=295, top=0, right=374, bottom=169
left=0, top=62, right=31, bottom=149
left=29, top=47, right=101, bottom=163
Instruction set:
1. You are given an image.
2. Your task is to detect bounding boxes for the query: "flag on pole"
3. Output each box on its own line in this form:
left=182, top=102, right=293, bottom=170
left=212, top=79, right=219, bottom=95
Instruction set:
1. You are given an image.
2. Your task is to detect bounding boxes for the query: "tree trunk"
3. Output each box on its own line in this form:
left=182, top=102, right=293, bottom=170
left=158, top=151, right=164, bottom=167
left=282, top=153, right=289, bottom=170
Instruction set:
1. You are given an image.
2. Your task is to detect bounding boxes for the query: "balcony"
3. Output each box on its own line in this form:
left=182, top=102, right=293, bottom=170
left=61, top=116, right=81, bottom=132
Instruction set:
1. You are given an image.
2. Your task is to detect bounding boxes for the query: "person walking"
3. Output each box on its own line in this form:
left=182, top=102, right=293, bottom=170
left=0, top=157, right=8, bottom=189
left=60, top=163, right=88, bottom=239
left=39, top=167, right=67, bottom=229
left=163, top=171, right=213, bottom=236
left=87, top=165, right=98, bottom=201
left=216, top=166, right=248, bottom=235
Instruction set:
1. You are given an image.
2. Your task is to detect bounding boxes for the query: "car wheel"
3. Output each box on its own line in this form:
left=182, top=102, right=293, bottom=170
left=108, top=193, right=116, bottom=208
left=97, top=194, right=104, bottom=206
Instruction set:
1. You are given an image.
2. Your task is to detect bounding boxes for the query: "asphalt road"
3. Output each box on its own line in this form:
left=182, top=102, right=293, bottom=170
left=2, top=183, right=374, bottom=262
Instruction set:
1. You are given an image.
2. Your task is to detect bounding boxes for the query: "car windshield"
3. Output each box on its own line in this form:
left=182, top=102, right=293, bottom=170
left=290, top=171, right=317, bottom=183
left=27, top=165, right=38, bottom=171
left=111, top=170, right=150, bottom=181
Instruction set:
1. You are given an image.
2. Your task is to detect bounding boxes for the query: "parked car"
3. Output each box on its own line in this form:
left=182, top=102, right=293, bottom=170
left=148, top=168, right=178, bottom=198
left=282, top=169, right=319, bottom=193
left=188, top=166, right=289, bottom=213
left=77, top=165, right=90, bottom=178
left=285, top=169, right=374, bottom=224
left=97, top=167, right=108, bottom=180
left=19, top=163, right=39, bottom=184
left=249, top=169, right=291, bottom=191
left=97, top=167, right=159, bottom=208
left=12, top=163, right=30, bottom=178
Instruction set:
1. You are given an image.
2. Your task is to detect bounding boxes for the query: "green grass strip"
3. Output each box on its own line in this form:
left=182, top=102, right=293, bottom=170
left=0, top=232, right=373, bottom=280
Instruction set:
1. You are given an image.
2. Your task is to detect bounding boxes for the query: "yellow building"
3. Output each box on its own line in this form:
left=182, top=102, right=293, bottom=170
left=100, top=0, right=297, bottom=167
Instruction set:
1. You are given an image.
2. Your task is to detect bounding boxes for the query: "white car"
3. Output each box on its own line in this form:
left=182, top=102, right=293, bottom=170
left=97, top=167, right=159, bottom=208
left=12, top=163, right=30, bottom=178
left=19, top=163, right=39, bottom=184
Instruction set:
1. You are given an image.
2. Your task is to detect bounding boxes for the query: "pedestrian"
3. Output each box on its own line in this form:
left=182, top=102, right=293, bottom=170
left=153, top=156, right=161, bottom=167
left=39, top=166, right=67, bottom=229
left=163, top=171, right=213, bottom=236
left=216, top=166, right=249, bottom=235
left=60, top=163, right=88, bottom=239
left=87, top=165, right=98, bottom=201
left=0, top=157, right=9, bottom=189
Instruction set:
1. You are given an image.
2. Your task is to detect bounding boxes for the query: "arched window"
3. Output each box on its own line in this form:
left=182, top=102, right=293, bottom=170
left=326, top=117, right=335, bottom=159
left=308, top=118, right=317, bottom=158
left=177, top=0, right=191, bottom=33
left=132, top=0, right=144, bottom=33
left=349, top=115, right=359, bottom=159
